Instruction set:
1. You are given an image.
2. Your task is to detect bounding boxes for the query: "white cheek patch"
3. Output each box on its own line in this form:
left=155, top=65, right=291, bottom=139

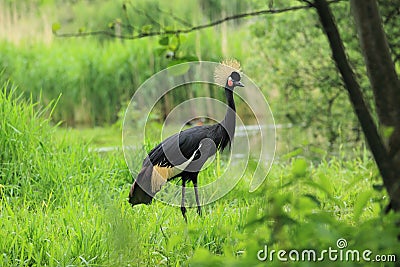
left=228, top=77, right=233, bottom=87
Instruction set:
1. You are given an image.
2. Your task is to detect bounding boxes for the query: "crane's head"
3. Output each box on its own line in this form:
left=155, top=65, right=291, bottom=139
left=227, top=71, right=244, bottom=89
left=214, top=59, right=244, bottom=90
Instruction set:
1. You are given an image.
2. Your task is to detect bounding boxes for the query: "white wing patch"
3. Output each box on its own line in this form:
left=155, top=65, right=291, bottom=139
left=150, top=144, right=202, bottom=192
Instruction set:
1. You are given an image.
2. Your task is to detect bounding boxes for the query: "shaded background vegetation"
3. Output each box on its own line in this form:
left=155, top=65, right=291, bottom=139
left=3, top=0, right=398, bottom=153
left=1, top=0, right=400, bottom=266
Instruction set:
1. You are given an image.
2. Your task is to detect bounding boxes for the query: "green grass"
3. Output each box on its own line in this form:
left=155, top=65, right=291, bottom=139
left=1, top=82, right=399, bottom=266
left=54, top=127, right=122, bottom=148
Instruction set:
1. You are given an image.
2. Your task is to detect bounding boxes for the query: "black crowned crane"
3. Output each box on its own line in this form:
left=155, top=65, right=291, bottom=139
left=128, top=60, right=244, bottom=221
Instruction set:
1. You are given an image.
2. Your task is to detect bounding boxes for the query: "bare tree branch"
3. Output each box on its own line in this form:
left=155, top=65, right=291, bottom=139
left=299, top=0, right=315, bottom=7
left=55, top=0, right=344, bottom=40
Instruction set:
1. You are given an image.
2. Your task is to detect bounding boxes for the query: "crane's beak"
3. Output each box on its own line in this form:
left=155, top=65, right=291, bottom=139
left=236, top=81, right=244, bottom=87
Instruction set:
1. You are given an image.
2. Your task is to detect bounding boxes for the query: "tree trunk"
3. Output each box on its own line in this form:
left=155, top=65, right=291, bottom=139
left=313, top=0, right=400, bottom=211
left=350, top=0, right=400, bottom=212
left=350, top=0, right=400, bottom=128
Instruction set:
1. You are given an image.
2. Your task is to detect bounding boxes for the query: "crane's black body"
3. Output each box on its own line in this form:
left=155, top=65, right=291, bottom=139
left=129, top=71, right=243, bottom=220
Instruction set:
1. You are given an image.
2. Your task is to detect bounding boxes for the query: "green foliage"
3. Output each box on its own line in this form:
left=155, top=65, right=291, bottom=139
left=0, top=82, right=132, bottom=265
left=51, top=22, right=61, bottom=34
left=378, top=0, right=400, bottom=65
left=246, top=0, right=373, bottom=152
left=2, top=0, right=400, bottom=266
left=1, top=0, right=383, bottom=154
left=291, top=158, right=309, bottom=178
left=0, top=40, right=154, bottom=125
left=2, top=0, right=400, bottom=155
left=1, top=83, right=399, bottom=266
left=0, top=26, right=226, bottom=126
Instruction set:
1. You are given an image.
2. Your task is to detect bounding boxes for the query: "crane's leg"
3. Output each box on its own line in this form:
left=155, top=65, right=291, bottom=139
left=181, top=179, right=187, bottom=222
left=193, top=177, right=202, bottom=216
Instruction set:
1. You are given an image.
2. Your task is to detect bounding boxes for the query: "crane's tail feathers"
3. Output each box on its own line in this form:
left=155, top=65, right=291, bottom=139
left=128, top=166, right=154, bottom=206
left=128, top=181, right=153, bottom=206
left=128, top=163, right=173, bottom=206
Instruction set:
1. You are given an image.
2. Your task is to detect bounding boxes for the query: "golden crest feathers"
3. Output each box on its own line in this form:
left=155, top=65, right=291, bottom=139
left=214, top=59, right=242, bottom=86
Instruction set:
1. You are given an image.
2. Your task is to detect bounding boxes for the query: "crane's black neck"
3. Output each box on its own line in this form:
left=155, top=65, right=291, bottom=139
left=219, top=85, right=236, bottom=150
